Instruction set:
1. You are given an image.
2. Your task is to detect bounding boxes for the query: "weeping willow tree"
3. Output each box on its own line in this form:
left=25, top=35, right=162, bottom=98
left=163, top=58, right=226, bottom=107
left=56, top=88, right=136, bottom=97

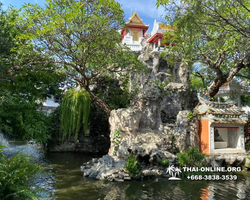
left=60, top=89, right=91, bottom=141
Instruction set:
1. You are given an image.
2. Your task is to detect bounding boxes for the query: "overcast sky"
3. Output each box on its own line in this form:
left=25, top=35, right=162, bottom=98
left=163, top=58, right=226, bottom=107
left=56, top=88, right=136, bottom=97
left=1, top=0, right=165, bottom=32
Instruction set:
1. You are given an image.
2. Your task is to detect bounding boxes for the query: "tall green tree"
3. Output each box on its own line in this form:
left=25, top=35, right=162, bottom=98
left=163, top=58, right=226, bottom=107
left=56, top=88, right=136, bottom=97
left=157, top=0, right=250, bottom=97
left=0, top=3, right=66, bottom=142
left=18, top=0, right=143, bottom=116
left=0, top=3, right=18, bottom=89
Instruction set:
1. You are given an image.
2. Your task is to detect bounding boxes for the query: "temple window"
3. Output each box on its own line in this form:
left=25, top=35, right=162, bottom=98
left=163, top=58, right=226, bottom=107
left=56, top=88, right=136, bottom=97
left=132, top=30, right=139, bottom=41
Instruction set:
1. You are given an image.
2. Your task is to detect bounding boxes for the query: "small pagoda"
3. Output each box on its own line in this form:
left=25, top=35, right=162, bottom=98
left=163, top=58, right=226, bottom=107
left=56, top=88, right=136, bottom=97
left=121, top=11, right=149, bottom=51
left=147, top=19, right=174, bottom=51
left=195, top=91, right=248, bottom=154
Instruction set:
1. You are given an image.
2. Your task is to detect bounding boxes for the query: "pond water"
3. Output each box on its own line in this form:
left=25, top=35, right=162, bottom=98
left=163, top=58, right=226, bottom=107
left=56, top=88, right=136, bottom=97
left=2, top=136, right=250, bottom=200
left=42, top=152, right=250, bottom=200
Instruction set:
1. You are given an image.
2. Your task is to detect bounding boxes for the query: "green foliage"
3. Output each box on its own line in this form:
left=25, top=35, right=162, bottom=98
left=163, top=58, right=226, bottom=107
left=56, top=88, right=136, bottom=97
left=177, top=147, right=205, bottom=167
left=187, top=112, right=194, bottom=119
left=46, top=76, right=130, bottom=151
left=190, top=76, right=204, bottom=91
left=0, top=4, right=66, bottom=142
left=112, top=130, right=121, bottom=155
left=134, top=87, right=139, bottom=94
left=92, top=76, right=131, bottom=110
left=60, top=89, right=91, bottom=141
left=45, top=107, right=62, bottom=148
left=155, top=80, right=169, bottom=90
left=18, top=0, right=144, bottom=115
left=213, top=96, right=226, bottom=103
left=86, top=76, right=131, bottom=152
left=190, top=63, right=215, bottom=91
left=0, top=147, right=41, bottom=200
left=125, top=154, right=141, bottom=178
left=0, top=91, right=50, bottom=143
left=158, top=159, right=169, bottom=167
left=157, top=0, right=250, bottom=97
left=0, top=4, right=19, bottom=67
left=244, top=116, right=250, bottom=152
left=0, top=145, right=5, bottom=158
left=241, top=94, right=250, bottom=107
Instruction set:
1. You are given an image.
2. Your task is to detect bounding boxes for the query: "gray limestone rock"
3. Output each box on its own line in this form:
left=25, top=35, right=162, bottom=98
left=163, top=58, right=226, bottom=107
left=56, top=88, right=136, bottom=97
left=109, top=108, right=142, bottom=134
left=124, top=176, right=131, bottom=180
left=207, top=154, right=246, bottom=168
left=81, top=155, right=127, bottom=181
left=80, top=34, right=202, bottom=182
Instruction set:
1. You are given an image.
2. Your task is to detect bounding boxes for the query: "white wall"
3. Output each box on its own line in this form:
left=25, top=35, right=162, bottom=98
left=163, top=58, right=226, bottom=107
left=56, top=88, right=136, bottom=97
left=228, top=128, right=240, bottom=148
left=210, top=123, right=245, bottom=153
left=43, top=98, right=59, bottom=107
left=217, top=128, right=228, bottom=145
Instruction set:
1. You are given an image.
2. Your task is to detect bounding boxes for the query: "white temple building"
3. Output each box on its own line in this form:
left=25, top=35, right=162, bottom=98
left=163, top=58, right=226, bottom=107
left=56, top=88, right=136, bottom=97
left=121, top=11, right=149, bottom=51
left=120, top=11, right=174, bottom=52
left=147, top=19, right=174, bottom=51
left=38, top=97, right=61, bottom=115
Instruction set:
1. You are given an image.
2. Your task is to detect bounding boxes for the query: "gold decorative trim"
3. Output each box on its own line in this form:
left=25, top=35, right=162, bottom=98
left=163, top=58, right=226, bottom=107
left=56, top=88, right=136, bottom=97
left=126, top=22, right=148, bottom=26
left=126, top=11, right=146, bottom=26
left=207, top=111, right=243, bottom=115
left=198, top=111, right=207, bottom=115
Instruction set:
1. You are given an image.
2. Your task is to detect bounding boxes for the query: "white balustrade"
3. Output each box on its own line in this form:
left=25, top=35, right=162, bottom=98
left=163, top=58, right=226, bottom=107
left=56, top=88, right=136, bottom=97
left=125, top=44, right=142, bottom=51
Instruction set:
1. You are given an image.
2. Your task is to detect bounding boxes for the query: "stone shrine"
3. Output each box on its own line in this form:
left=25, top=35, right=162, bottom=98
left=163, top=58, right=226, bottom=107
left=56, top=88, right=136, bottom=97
left=195, top=95, right=248, bottom=154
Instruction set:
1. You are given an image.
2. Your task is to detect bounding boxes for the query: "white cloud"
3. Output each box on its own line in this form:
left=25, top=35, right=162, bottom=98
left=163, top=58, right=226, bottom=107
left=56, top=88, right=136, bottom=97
left=117, top=0, right=165, bottom=21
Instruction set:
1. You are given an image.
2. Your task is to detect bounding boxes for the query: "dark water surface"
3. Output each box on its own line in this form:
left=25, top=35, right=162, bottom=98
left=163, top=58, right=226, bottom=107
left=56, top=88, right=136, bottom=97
left=2, top=136, right=250, bottom=200
left=43, top=152, right=250, bottom=200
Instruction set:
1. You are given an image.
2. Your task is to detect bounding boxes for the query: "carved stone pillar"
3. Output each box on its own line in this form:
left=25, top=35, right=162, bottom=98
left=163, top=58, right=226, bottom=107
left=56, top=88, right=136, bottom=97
left=210, top=127, right=214, bottom=153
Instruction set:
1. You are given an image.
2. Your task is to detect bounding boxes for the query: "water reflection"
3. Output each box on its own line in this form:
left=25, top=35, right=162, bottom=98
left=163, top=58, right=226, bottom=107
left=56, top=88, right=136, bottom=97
left=43, top=152, right=250, bottom=200
left=2, top=134, right=250, bottom=200
left=199, top=180, right=250, bottom=200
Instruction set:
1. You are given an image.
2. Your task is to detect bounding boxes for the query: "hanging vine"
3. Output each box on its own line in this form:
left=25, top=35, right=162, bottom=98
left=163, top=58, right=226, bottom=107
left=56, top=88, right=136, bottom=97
left=60, top=89, right=91, bottom=141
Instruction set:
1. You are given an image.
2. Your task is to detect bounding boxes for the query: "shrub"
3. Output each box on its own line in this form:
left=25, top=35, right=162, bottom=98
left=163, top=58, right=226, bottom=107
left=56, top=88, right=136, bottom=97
left=158, top=159, right=169, bottom=167
left=155, top=80, right=169, bottom=90
left=46, top=107, right=61, bottom=148
left=125, top=154, right=141, bottom=178
left=177, top=147, right=205, bottom=167
left=187, top=112, right=194, bottom=119
left=0, top=146, right=42, bottom=200
left=0, top=145, right=4, bottom=158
